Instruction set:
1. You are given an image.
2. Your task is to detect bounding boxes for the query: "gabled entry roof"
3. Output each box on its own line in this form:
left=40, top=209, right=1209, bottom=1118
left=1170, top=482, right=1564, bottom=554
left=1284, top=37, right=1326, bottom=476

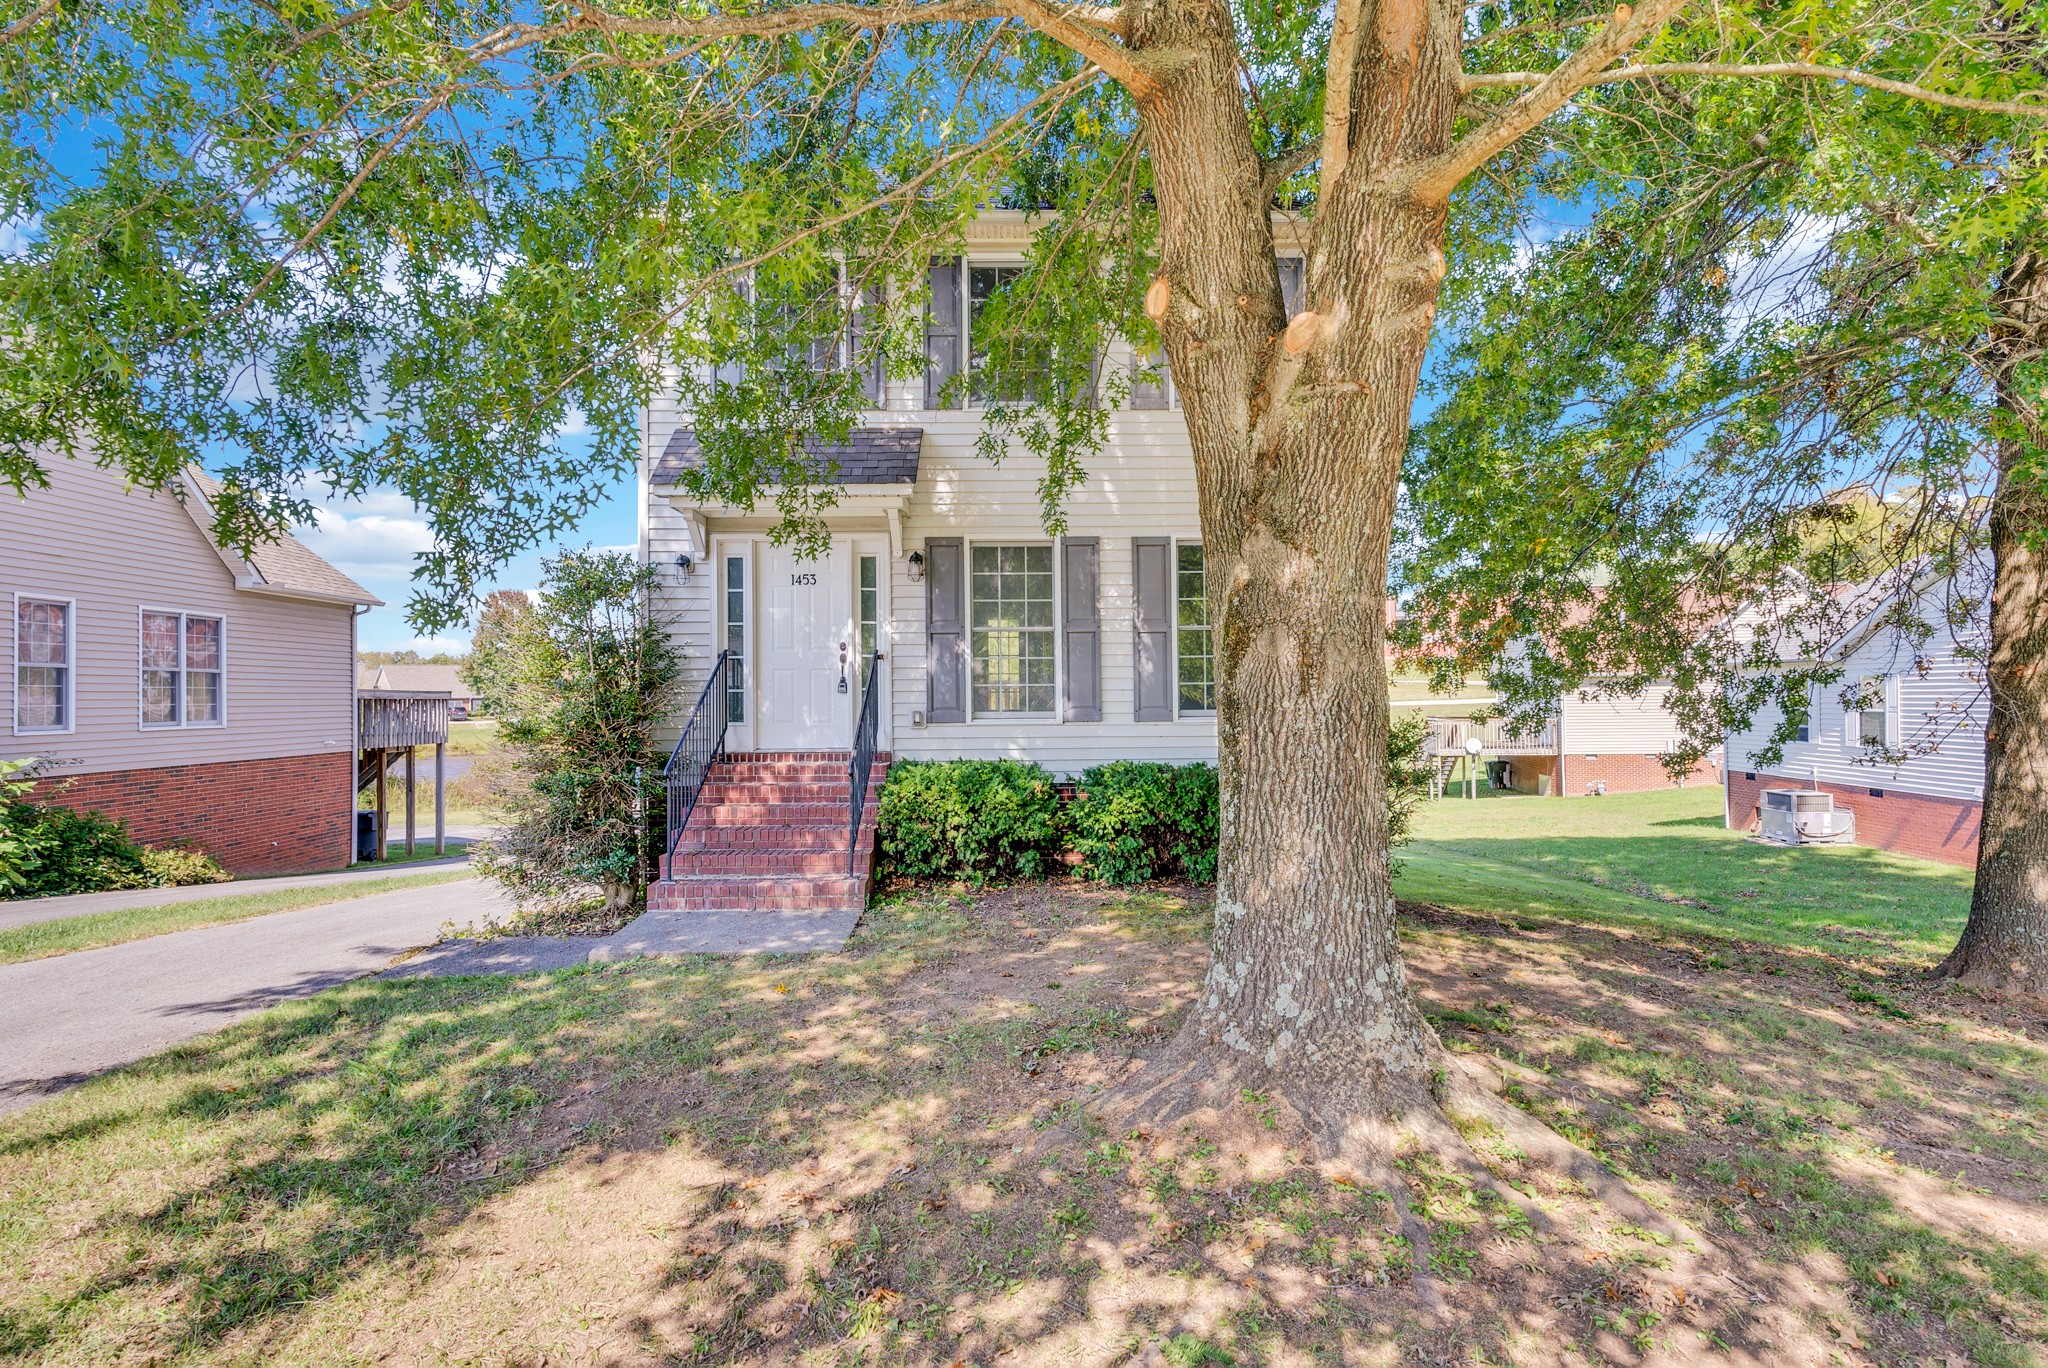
left=653, top=427, right=923, bottom=487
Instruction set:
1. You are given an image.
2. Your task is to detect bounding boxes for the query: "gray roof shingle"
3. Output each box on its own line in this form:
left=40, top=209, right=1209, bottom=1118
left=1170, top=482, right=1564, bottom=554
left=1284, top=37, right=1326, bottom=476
left=653, top=427, right=923, bottom=487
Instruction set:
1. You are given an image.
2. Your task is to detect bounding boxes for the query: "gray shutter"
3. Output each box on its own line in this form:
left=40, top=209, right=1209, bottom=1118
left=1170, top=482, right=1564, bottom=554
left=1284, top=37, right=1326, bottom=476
left=925, top=256, right=962, bottom=409
left=848, top=281, right=885, bottom=406
left=925, top=538, right=967, bottom=723
left=1061, top=537, right=1101, bottom=722
left=1133, top=536, right=1173, bottom=721
left=713, top=275, right=748, bottom=389
left=1129, top=344, right=1169, bottom=409
left=1278, top=256, right=1304, bottom=316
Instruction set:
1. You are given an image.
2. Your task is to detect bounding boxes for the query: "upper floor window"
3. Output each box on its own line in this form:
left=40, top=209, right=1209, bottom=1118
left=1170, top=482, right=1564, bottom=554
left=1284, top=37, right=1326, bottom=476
left=969, top=543, right=1055, bottom=716
left=1176, top=543, right=1215, bottom=714
left=140, top=610, right=225, bottom=727
left=14, top=596, right=72, bottom=733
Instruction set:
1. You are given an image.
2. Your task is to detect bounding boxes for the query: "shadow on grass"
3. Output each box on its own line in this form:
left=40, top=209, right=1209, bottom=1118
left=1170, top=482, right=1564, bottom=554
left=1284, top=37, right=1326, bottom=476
left=2, top=886, right=2042, bottom=1365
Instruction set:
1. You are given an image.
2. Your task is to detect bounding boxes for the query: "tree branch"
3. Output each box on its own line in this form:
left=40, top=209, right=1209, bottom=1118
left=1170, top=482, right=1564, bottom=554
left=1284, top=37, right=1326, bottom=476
left=1260, top=138, right=1321, bottom=198
left=1318, top=0, right=1366, bottom=186
left=1462, top=62, right=2048, bottom=120
left=1, top=0, right=59, bottom=42
left=571, top=0, right=1154, bottom=98
left=1392, top=0, right=1692, bottom=205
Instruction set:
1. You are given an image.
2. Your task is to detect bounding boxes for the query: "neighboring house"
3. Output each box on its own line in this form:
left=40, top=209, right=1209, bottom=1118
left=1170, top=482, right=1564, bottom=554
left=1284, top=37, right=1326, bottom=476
left=1723, top=564, right=1988, bottom=867
left=3, top=458, right=378, bottom=875
left=1424, top=686, right=1721, bottom=798
left=364, top=663, right=478, bottom=719
left=638, top=212, right=1315, bottom=911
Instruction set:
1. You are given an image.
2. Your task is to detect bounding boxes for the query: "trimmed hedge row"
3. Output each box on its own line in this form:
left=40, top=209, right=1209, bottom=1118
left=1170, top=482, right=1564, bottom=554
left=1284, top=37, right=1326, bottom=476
left=877, top=715, right=1431, bottom=887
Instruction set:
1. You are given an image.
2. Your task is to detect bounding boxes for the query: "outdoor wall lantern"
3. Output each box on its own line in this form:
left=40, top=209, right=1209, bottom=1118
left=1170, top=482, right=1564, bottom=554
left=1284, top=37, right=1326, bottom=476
left=907, top=550, right=925, bottom=583
left=675, top=553, right=695, bottom=583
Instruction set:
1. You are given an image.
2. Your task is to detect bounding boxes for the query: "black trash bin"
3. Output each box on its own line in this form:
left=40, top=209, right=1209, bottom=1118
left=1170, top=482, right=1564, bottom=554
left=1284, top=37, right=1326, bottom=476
left=355, top=810, right=381, bottom=862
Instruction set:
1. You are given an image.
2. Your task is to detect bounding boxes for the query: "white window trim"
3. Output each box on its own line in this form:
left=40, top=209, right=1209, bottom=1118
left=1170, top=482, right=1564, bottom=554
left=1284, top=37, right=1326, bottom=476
left=1849, top=672, right=1892, bottom=751
left=715, top=541, right=752, bottom=745
left=1173, top=538, right=1216, bottom=719
left=959, top=256, right=1033, bottom=411
left=964, top=537, right=1060, bottom=723
left=136, top=606, right=229, bottom=730
left=11, top=592, right=77, bottom=736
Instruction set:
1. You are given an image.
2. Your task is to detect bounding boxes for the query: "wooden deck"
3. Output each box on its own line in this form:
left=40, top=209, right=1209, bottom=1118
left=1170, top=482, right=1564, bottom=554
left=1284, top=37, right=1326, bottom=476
left=1422, top=715, right=1558, bottom=758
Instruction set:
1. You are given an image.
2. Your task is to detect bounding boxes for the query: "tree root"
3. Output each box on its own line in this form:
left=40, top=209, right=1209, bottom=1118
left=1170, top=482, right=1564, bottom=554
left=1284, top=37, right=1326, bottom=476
left=1094, top=1038, right=1727, bottom=1316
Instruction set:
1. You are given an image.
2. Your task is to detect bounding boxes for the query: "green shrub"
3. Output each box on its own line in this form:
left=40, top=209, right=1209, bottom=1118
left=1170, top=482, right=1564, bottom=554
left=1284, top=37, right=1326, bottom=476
left=877, top=759, right=1064, bottom=882
left=1, top=760, right=231, bottom=898
left=139, top=845, right=232, bottom=887
left=2, top=800, right=152, bottom=897
left=1069, top=761, right=1220, bottom=885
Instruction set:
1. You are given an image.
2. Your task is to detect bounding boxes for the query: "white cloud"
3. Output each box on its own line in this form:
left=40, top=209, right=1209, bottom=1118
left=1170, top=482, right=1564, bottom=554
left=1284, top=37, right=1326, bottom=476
left=383, top=634, right=472, bottom=656
left=0, top=213, right=41, bottom=258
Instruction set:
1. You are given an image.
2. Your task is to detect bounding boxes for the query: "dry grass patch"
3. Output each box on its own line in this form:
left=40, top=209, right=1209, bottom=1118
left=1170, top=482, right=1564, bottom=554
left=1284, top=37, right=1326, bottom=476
left=0, top=880, right=2043, bottom=1365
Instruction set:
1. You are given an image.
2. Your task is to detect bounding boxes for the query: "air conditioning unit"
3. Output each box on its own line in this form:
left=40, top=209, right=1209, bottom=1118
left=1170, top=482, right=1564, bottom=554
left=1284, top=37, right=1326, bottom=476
left=1758, top=789, right=1856, bottom=847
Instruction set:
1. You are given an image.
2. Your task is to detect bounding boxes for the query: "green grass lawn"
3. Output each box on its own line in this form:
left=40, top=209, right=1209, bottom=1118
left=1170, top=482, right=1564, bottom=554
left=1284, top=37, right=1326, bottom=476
left=0, top=869, right=473, bottom=966
left=1398, top=785, right=1974, bottom=965
left=2, top=786, right=2038, bottom=1366
left=444, top=719, right=500, bottom=756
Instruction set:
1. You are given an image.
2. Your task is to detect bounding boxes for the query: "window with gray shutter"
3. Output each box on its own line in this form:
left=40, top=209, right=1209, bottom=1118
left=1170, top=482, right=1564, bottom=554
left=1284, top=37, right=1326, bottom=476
left=925, top=537, right=967, bottom=722
left=1061, top=537, right=1101, bottom=722
left=1133, top=536, right=1173, bottom=721
left=926, top=256, right=962, bottom=408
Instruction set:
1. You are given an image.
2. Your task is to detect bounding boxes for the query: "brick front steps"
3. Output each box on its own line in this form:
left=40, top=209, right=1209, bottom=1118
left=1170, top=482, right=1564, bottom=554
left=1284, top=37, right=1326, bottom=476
left=647, top=752, right=887, bottom=915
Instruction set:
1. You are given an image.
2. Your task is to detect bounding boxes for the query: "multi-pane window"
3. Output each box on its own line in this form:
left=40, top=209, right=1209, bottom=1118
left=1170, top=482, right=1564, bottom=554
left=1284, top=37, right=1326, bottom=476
left=969, top=544, right=1055, bottom=715
left=1855, top=675, right=1889, bottom=747
left=723, top=554, right=747, bottom=724
left=14, top=598, right=72, bottom=732
left=858, top=554, right=879, bottom=692
left=1176, top=544, right=1215, bottom=713
left=968, top=265, right=1054, bottom=404
left=140, top=611, right=224, bottom=727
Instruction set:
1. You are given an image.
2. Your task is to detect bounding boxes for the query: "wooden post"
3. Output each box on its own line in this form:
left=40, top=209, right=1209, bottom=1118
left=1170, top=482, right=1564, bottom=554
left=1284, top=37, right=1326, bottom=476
left=405, top=745, right=417, bottom=856
left=373, top=749, right=388, bottom=861
left=434, top=742, right=446, bottom=855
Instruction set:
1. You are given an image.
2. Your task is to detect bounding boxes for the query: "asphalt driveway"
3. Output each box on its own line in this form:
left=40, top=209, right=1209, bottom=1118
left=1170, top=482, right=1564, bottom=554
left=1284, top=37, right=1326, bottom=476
left=0, top=878, right=513, bottom=1115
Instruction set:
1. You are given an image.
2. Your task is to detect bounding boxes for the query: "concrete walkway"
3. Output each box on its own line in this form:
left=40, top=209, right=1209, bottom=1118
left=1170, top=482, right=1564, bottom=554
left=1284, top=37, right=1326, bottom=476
left=0, top=878, right=512, bottom=1115
left=589, top=906, right=862, bottom=959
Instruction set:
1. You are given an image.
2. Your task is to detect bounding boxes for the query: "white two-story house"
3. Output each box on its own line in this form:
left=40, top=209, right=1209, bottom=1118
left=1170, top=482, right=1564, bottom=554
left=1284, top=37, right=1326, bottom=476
left=637, top=212, right=1305, bottom=912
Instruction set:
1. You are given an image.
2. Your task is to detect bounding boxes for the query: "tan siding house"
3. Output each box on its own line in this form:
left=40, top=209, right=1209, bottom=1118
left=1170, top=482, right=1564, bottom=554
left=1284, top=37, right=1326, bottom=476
left=3, top=457, right=378, bottom=874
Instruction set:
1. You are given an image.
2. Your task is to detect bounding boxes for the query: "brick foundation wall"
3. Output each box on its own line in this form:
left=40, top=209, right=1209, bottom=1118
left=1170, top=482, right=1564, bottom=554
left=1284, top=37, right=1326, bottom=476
left=1724, top=769, right=1981, bottom=867
left=1498, top=756, right=1562, bottom=795
left=28, top=752, right=355, bottom=876
left=1558, top=752, right=1721, bottom=797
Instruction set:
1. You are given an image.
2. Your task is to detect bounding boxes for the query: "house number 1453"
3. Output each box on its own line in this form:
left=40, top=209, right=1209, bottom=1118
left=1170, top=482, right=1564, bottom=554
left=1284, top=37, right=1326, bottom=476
left=790, top=572, right=817, bottom=586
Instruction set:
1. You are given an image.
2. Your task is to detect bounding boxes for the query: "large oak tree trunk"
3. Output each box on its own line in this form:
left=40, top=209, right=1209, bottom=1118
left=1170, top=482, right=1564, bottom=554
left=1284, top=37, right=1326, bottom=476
left=1117, top=0, right=1474, bottom=1154
left=1935, top=248, right=2048, bottom=997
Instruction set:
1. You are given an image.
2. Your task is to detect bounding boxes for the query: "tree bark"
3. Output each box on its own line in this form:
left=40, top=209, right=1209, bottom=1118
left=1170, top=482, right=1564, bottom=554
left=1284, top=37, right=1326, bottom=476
left=1934, top=247, right=2048, bottom=997
left=1117, top=0, right=1472, bottom=1154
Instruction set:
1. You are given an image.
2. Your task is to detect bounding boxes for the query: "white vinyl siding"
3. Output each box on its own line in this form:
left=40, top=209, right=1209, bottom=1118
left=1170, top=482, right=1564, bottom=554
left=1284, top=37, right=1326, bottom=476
left=1726, top=575, right=1988, bottom=803
left=12, top=595, right=74, bottom=734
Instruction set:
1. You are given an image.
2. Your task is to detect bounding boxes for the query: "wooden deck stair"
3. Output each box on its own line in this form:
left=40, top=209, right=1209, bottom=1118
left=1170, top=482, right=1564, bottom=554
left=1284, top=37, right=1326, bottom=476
left=649, top=751, right=888, bottom=913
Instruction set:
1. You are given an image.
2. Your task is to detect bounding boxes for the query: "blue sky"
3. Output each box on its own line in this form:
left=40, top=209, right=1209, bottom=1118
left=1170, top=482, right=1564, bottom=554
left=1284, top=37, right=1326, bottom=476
left=293, top=457, right=638, bottom=654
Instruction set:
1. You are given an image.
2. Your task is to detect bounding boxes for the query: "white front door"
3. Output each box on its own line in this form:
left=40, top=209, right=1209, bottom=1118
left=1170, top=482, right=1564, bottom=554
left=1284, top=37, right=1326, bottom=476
left=757, top=541, right=851, bottom=750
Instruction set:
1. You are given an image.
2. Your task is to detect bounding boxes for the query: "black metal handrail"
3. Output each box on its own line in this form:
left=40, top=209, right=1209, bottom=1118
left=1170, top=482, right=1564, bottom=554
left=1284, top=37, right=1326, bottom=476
left=664, top=650, right=732, bottom=855
left=847, top=650, right=884, bottom=873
